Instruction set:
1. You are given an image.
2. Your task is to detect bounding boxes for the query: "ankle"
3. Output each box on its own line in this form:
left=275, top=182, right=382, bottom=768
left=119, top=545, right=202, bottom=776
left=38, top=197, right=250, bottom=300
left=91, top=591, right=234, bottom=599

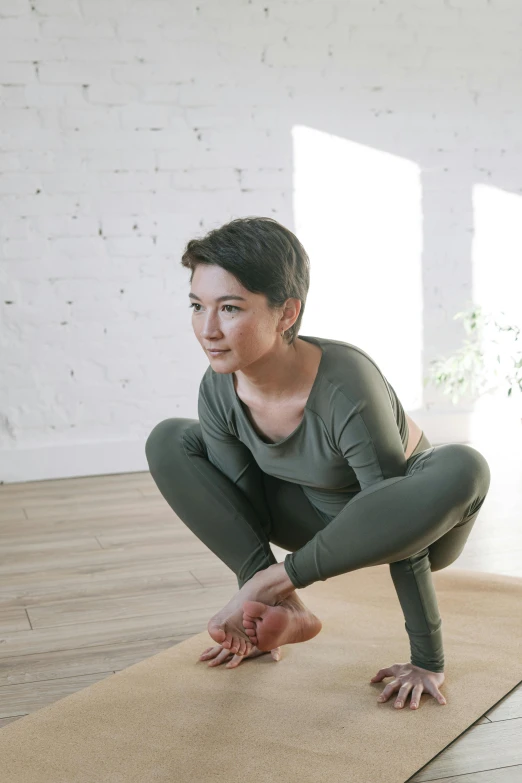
left=279, top=591, right=305, bottom=608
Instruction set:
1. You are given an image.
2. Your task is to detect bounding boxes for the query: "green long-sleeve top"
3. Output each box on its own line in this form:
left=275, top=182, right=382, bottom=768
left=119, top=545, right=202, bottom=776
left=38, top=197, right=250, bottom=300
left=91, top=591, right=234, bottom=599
left=197, top=334, right=444, bottom=672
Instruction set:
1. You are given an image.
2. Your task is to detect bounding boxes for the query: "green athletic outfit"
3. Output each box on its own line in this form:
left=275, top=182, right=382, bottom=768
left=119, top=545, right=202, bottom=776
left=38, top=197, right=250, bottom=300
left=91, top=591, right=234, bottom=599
left=145, top=335, right=491, bottom=672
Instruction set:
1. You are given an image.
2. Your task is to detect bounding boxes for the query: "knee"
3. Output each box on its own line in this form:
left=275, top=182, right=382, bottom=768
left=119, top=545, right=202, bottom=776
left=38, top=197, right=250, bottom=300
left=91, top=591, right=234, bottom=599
left=446, top=443, right=491, bottom=491
left=438, top=443, right=491, bottom=507
left=145, top=418, right=197, bottom=472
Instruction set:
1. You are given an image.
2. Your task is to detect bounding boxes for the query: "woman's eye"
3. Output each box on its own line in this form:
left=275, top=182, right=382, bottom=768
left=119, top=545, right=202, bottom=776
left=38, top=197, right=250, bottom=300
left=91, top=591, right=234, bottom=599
left=189, top=303, right=239, bottom=313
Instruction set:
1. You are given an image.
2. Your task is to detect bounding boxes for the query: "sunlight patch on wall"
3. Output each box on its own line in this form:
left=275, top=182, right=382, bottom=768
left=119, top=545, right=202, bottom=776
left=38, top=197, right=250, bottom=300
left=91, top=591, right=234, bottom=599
left=472, top=184, right=522, bottom=323
left=470, top=184, right=522, bottom=447
left=292, top=127, right=423, bottom=410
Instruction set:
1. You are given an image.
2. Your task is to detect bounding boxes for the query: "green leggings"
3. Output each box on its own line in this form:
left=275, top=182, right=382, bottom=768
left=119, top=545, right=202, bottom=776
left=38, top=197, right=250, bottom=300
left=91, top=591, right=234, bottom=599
left=145, top=419, right=491, bottom=670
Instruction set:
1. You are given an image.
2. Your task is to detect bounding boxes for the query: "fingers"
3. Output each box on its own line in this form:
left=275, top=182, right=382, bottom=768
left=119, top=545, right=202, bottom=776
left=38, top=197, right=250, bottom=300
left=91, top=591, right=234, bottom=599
left=205, top=645, right=236, bottom=666
left=198, top=642, right=258, bottom=669
left=375, top=677, right=446, bottom=708
left=393, top=682, right=414, bottom=709
left=410, top=684, right=424, bottom=710
left=425, top=681, right=447, bottom=705
left=371, top=666, right=395, bottom=682
left=199, top=644, right=282, bottom=668
left=377, top=678, right=399, bottom=702
left=226, top=653, right=246, bottom=668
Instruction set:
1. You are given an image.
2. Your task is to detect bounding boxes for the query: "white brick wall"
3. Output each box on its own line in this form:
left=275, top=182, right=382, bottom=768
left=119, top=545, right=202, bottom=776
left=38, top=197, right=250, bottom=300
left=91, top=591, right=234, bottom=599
left=1, top=0, right=521, bottom=482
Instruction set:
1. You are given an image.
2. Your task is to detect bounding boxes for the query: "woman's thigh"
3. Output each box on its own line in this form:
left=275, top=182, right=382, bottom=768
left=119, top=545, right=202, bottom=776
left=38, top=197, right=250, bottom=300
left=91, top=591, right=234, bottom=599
left=405, top=430, right=489, bottom=571
left=265, top=428, right=490, bottom=573
left=263, top=429, right=437, bottom=555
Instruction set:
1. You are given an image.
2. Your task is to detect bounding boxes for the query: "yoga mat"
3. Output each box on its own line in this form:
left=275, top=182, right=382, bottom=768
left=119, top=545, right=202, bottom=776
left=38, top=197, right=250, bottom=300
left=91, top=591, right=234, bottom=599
left=1, top=565, right=521, bottom=783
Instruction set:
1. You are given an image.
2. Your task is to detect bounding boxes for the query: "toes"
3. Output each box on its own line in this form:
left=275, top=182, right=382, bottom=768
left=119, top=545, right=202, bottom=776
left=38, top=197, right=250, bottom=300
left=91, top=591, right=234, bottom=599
left=208, top=624, right=226, bottom=645
left=222, top=633, right=233, bottom=649
left=244, top=627, right=258, bottom=644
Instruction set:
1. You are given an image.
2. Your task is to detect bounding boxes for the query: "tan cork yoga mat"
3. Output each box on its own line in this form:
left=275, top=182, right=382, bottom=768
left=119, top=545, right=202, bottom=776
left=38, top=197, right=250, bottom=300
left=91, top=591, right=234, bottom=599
left=1, top=565, right=521, bottom=783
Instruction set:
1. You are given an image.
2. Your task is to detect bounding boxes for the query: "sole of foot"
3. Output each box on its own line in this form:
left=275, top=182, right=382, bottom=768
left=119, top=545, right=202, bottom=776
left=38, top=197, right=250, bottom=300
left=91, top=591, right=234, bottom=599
left=241, top=594, right=322, bottom=652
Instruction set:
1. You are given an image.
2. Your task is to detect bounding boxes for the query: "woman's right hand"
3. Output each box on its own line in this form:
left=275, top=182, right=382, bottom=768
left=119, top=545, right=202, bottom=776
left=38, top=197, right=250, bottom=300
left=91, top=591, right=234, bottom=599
left=199, top=643, right=282, bottom=668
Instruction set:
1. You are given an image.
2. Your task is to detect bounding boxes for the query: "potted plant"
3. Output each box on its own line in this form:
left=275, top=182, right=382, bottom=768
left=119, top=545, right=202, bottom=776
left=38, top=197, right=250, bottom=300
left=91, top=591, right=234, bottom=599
left=424, top=304, right=522, bottom=417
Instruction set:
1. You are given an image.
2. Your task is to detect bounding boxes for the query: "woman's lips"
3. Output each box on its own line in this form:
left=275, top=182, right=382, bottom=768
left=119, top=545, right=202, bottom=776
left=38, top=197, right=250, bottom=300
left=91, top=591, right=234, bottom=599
left=208, top=349, right=229, bottom=355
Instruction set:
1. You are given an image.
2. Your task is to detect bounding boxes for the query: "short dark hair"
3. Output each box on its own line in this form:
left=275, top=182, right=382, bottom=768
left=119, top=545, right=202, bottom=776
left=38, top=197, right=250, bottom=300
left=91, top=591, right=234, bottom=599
left=180, top=216, right=310, bottom=345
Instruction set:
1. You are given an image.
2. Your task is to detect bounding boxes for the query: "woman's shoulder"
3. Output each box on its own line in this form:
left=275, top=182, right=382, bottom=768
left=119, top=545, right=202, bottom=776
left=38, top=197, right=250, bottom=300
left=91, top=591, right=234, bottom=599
left=307, top=335, right=388, bottom=388
left=306, top=334, right=399, bottom=422
left=306, top=336, right=406, bottom=445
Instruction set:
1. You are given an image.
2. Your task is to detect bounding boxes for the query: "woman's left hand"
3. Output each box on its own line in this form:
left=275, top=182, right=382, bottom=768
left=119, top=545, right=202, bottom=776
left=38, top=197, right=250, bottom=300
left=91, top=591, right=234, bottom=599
left=370, top=663, right=446, bottom=709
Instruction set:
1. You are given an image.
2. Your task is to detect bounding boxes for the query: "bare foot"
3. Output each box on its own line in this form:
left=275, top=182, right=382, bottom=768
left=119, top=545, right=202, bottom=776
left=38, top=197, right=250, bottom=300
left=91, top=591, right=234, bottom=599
left=207, top=569, right=282, bottom=656
left=242, top=591, right=322, bottom=651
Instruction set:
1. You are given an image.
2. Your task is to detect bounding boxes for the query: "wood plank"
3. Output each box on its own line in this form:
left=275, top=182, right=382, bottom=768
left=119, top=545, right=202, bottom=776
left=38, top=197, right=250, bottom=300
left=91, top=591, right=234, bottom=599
left=0, top=584, right=245, bottom=659
left=0, top=671, right=118, bottom=719
left=486, top=684, right=522, bottom=723
left=139, top=486, right=165, bottom=497
left=0, top=552, right=219, bottom=603
left=0, top=507, right=26, bottom=522
left=0, top=523, right=171, bottom=556
left=0, top=471, right=153, bottom=495
left=0, top=533, right=102, bottom=556
left=0, top=635, right=190, bottom=687
left=410, top=718, right=522, bottom=781
left=0, top=536, right=210, bottom=576
left=0, top=507, right=175, bottom=536
left=22, top=496, right=168, bottom=521
left=26, top=584, right=232, bottom=629
left=0, top=524, right=178, bottom=555
left=0, top=488, right=146, bottom=513
left=422, top=765, right=522, bottom=782
left=0, top=606, right=31, bottom=633
left=96, top=527, right=195, bottom=549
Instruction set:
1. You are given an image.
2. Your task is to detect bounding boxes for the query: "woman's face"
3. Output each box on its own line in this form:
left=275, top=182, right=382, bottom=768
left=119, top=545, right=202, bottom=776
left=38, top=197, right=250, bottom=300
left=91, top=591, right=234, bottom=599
left=189, top=264, right=283, bottom=373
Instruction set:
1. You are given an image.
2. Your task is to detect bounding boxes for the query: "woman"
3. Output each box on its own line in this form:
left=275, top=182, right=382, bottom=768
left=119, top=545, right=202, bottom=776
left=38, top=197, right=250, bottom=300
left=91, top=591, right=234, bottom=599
left=145, top=217, right=491, bottom=711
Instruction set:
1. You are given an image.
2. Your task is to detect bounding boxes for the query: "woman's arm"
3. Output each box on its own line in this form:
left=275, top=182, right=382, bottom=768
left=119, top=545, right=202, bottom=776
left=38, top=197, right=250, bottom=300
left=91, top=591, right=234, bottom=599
left=198, top=384, right=273, bottom=543
left=336, top=359, right=444, bottom=672
left=389, top=551, right=444, bottom=672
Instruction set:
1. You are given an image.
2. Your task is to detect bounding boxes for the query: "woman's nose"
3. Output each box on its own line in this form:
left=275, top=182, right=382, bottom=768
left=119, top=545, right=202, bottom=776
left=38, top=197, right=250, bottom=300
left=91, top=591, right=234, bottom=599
left=201, top=316, right=222, bottom=339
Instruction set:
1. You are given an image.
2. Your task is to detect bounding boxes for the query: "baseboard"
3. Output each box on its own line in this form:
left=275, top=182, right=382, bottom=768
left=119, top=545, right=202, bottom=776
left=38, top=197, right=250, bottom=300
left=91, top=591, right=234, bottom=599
left=0, top=438, right=150, bottom=485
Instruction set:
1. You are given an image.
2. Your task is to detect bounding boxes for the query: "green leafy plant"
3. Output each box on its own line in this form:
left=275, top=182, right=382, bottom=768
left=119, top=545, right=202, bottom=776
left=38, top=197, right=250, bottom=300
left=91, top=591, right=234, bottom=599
left=424, top=305, right=522, bottom=405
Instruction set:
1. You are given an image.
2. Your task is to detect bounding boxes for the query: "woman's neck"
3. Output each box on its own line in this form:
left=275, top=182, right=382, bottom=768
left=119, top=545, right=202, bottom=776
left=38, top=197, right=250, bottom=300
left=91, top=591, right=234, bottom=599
left=233, top=337, right=321, bottom=405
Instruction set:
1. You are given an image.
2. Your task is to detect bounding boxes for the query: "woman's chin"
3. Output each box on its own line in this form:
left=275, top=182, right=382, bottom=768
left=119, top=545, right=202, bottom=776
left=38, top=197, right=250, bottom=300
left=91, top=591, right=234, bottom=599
left=207, top=351, right=235, bottom=370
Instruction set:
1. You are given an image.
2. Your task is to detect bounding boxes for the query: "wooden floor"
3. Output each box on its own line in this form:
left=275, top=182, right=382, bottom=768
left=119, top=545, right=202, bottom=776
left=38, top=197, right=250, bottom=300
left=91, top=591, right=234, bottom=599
left=0, top=442, right=521, bottom=782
